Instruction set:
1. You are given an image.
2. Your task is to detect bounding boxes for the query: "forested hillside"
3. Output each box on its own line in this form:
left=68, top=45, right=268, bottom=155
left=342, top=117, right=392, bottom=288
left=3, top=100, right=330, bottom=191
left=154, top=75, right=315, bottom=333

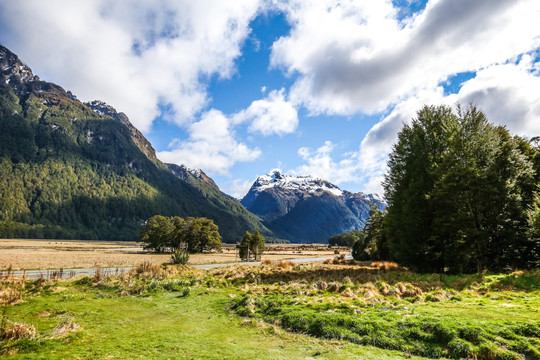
left=0, top=45, right=266, bottom=241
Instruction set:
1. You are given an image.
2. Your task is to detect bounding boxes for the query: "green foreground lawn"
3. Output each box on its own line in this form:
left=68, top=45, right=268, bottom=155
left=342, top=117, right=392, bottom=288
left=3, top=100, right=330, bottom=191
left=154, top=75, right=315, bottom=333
left=1, top=264, right=538, bottom=359
left=1, top=277, right=420, bottom=359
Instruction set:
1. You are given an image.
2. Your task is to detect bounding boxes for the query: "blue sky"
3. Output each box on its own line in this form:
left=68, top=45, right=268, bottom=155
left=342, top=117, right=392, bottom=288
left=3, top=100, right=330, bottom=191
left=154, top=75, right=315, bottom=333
left=1, top=0, right=539, bottom=198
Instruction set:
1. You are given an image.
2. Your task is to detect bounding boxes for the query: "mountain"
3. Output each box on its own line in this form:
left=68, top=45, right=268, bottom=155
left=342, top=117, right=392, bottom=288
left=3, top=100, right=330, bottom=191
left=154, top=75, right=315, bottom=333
left=0, top=45, right=267, bottom=242
left=166, top=163, right=219, bottom=189
left=241, top=170, right=384, bottom=242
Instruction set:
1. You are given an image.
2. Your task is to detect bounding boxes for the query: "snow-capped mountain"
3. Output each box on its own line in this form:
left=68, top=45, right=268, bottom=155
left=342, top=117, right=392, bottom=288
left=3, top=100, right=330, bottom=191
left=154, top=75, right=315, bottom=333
left=243, top=170, right=343, bottom=200
left=241, top=170, right=385, bottom=242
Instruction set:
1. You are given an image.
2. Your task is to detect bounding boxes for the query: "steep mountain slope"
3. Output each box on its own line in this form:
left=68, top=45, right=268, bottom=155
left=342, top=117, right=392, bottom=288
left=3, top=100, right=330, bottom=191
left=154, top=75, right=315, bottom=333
left=0, top=45, right=266, bottom=242
left=241, top=170, right=384, bottom=242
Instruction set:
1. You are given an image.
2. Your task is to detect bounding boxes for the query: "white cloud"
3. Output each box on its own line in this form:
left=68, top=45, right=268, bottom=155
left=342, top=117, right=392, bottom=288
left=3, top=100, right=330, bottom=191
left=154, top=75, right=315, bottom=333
left=223, top=178, right=255, bottom=199
left=0, top=0, right=262, bottom=131
left=157, top=109, right=261, bottom=175
left=234, top=89, right=298, bottom=136
left=272, top=0, right=540, bottom=115
left=352, top=57, right=540, bottom=195
left=447, top=59, right=540, bottom=136
left=294, top=141, right=358, bottom=184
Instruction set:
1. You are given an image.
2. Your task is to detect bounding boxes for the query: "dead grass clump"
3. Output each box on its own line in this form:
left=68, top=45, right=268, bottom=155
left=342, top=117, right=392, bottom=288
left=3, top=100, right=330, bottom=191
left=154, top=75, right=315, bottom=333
left=0, top=276, right=25, bottom=305
left=379, top=282, right=392, bottom=296
left=261, top=259, right=273, bottom=266
left=371, top=261, right=399, bottom=271
left=314, top=281, right=328, bottom=291
left=392, top=282, right=423, bottom=298
left=341, top=288, right=356, bottom=298
left=276, top=261, right=295, bottom=269
left=0, top=321, right=37, bottom=341
left=323, top=258, right=362, bottom=266
left=359, top=283, right=379, bottom=300
left=425, top=290, right=450, bottom=302
left=51, top=317, right=82, bottom=337
left=0, top=287, right=23, bottom=306
left=133, top=262, right=164, bottom=278
left=326, top=282, right=341, bottom=292
left=37, top=311, right=51, bottom=318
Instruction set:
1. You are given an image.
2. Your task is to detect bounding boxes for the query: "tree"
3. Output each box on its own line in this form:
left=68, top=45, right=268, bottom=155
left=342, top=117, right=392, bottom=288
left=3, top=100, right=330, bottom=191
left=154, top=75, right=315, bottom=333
left=238, top=230, right=265, bottom=261
left=195, top=217, right=222, bottom=252
left=328, top=231, right=363, bottom=247
left=239, top=231, right=252, bottom=261
left=251, top=230, right=266, bottom=260
left=362, top=205, right=390, bottom=261
left=138, top=215, right=174, bottom=252
left=351, top=233, right=369, bottom=261
left=384, top=105, right=455, bottom=271
left=138, top=215, right=222, bottom=253
left=384, top=104, right=538, bottom=273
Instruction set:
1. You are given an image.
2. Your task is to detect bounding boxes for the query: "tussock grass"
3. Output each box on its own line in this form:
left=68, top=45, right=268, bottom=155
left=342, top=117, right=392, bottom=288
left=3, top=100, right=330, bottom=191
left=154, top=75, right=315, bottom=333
left=0, top=321, right=37, bottom=341
left=228, top=264, right=540, bottom=360
left=0, top=261, right=538, bottom=359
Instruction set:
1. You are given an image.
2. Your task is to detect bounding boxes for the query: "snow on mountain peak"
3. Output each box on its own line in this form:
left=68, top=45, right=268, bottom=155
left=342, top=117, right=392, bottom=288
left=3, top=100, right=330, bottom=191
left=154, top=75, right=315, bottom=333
left=252, top=170, right=343, bottom=197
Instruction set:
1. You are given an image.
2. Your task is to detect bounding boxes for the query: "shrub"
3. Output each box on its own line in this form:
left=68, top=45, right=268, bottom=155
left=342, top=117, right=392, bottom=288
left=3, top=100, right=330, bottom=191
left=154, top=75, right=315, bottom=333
left=171, top=250, right=190, bottom=265
left=352, top=239, right=370, bottom=261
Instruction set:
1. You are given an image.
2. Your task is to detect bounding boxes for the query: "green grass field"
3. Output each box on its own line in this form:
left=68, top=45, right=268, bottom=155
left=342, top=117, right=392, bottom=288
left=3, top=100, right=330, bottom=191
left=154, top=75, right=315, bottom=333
left=1, top=262, right=538, bottom=359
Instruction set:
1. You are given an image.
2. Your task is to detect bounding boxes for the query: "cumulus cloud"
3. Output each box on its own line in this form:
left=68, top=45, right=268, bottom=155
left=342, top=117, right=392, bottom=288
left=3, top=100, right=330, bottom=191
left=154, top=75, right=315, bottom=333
left=344, top=57, right=540, bottom=195
left=272, top=0, right=540, bottom=115
left=447, top=58, right=540, bottom=136
left=294, top=141, right=358, bottom=184
left=223, top=178, right=255, bottom=199
left=0, top=0, right=262, bottom=131
left=280, top=0, right=540, bottom=195
left=234, top=89, right=298, bottom=135
left=157, top=109, right=261, bottom=175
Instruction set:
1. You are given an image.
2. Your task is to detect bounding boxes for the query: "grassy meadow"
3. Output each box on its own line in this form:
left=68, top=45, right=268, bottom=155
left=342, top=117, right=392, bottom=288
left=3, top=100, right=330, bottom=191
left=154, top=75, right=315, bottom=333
left=0, top=261, right=538, bottom=359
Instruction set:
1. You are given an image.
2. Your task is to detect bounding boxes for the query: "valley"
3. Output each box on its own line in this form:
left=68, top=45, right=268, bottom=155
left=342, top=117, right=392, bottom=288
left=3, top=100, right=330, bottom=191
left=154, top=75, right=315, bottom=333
left=0, top=239, right=339, bottom=270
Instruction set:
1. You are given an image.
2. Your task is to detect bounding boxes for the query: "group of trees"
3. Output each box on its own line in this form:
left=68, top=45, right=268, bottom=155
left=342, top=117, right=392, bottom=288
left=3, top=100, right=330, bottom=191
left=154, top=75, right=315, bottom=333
left=347, top=105, right=539, bottom=273
left=328, top=230, right=364, bottom=247
left=238, top=230, right=266, bottom=261
left=138, top=215, right=222, bottom=253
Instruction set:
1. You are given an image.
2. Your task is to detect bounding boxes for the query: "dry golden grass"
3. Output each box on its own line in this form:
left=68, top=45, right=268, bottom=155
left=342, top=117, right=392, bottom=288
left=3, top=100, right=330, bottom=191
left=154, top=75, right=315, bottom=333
left=0, top=321, right=37, bottom=341
left=0, top=239, right=339, bottom=270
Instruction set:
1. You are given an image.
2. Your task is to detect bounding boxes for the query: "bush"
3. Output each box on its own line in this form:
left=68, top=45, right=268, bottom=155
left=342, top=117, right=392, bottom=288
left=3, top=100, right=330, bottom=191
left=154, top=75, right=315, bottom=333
left=352, top=238, right=370, bottom=261
left=171, top=250, right=190, bottom=265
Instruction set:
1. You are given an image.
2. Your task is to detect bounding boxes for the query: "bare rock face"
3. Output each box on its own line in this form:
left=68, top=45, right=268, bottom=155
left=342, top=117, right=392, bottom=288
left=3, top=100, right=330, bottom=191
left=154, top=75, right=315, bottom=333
left=166, top=163, right=219, bottom=189
left=0, top=45, right=39, bottom=90
left=241, top=170, right=385, bottom=243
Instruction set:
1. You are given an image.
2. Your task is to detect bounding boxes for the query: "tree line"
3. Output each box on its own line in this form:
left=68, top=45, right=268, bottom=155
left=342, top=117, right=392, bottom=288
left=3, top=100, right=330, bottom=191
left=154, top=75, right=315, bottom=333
left=138, top=215, right=222, bottom=253
left=342, top=105, right=539, bottom=273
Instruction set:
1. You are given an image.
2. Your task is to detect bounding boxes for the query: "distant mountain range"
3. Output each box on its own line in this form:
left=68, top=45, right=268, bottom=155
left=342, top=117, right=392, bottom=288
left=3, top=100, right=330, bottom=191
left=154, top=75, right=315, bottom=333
left=241, top=170, right=384, bottom=242
left=0, top=45, right=266, bottom=242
